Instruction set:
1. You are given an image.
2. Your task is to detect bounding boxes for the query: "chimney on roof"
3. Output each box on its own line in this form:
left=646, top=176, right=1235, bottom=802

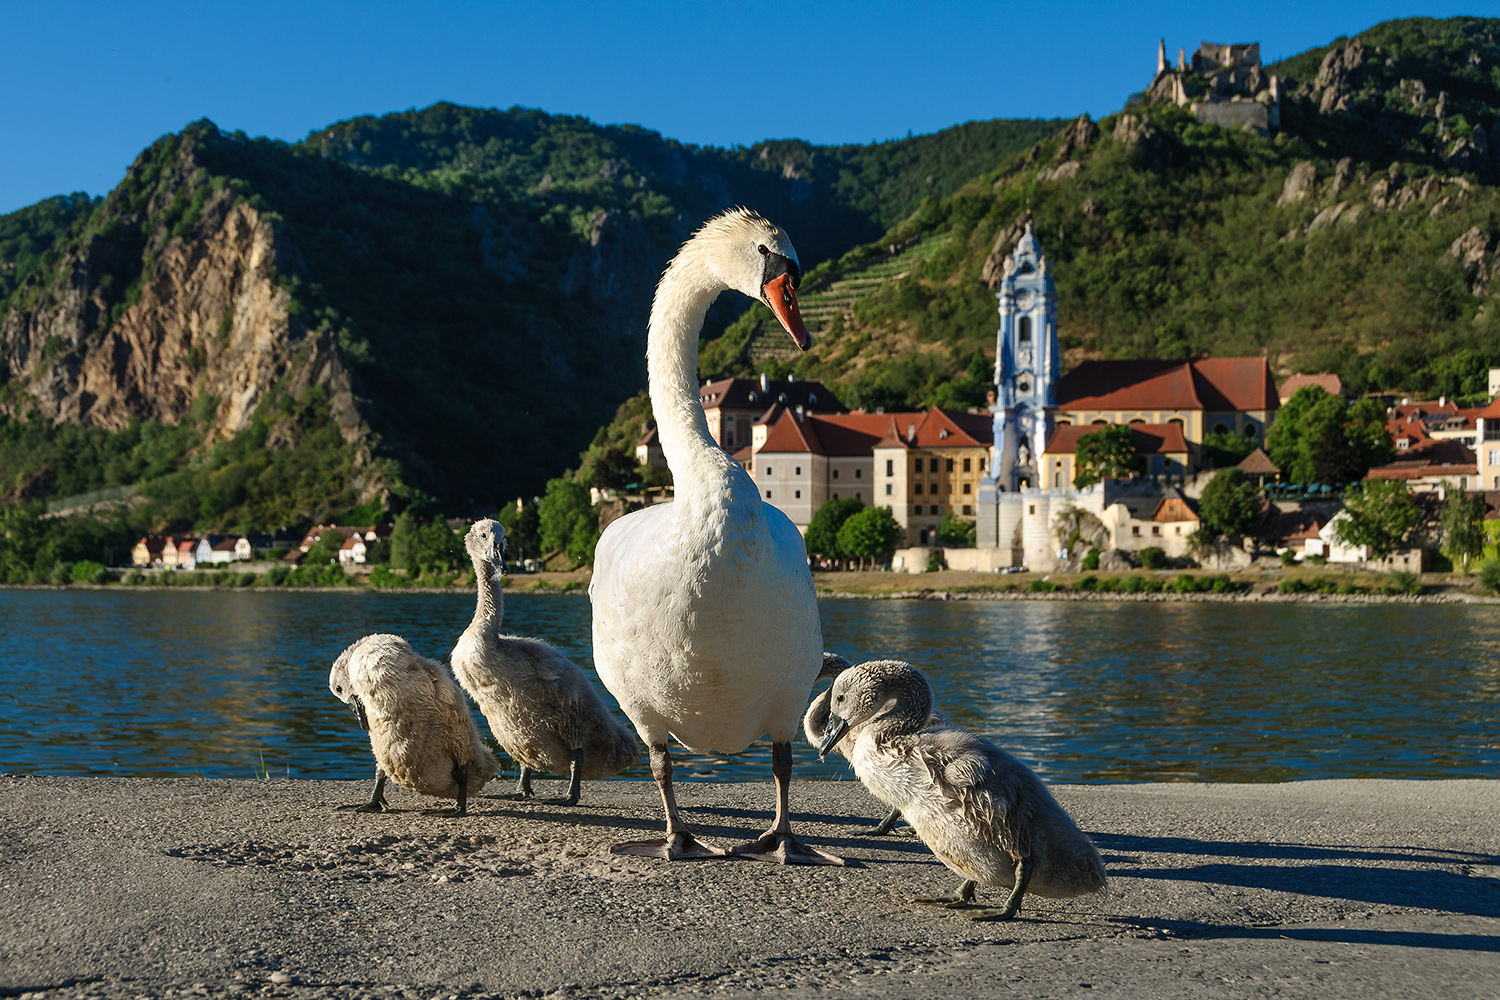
left=908, top=422, right=917, bottom=442
left=795, top=405, right=804, bottom=418
left=760, top=373, right=770, bottom=393
left=1440, top=396, right=1447, bottom=407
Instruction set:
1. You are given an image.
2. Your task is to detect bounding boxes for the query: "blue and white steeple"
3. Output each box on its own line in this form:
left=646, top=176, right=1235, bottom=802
left=988, top=222, right=1059, bottom=491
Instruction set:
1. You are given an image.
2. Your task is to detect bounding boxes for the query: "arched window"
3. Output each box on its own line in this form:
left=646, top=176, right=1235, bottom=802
left=1018, top=316, right=1032, bottom=343
left=1091, top=419, right=1108, bottom=425
left=1213, top=423, right=1230, bottom=435
left=1243, top=422, right=1259, bottom=439
left=1056, top=419, right=1072, bottom=426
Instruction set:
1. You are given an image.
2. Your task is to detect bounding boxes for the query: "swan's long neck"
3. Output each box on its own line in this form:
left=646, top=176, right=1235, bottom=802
left=469, top=555, right=503, bottom=637
left=647, top=249, right=731, bottom=500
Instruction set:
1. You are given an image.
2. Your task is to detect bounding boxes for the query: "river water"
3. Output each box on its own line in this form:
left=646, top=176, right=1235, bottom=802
left=0, top=589, right=1495, bottom=784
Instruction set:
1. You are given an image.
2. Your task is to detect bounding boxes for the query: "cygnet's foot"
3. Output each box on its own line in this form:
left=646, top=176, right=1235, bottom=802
left=611, top=831, right=727, bottom=861
left=856, top=808, right=903, bottom=837
left=544, top=795, right=580, bottom=807
left=502, top=790, right=534, bottom=802
left=337, top=801, right=387, bottom=814
left=730, top=831, right=845, bottom=867
left=968, top=906, right=1022, bottom=922
left=913, top=895, right=973, bottom=910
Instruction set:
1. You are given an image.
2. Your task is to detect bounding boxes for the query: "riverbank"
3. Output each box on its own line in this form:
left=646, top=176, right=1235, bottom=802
left=6, top=566, right=1498, bottom=604
left=2, top=776, right=1496, bottom=999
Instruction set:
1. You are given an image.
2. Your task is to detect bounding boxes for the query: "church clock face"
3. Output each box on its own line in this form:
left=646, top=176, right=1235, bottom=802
left=1015, top=289, right=1035, bottom=311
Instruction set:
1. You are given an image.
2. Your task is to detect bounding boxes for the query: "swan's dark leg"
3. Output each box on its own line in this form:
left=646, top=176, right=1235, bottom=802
left=546, top=749, right=584, bottom=806
left=506, top=766, right=534, bottom=801
left=452, top=762, right=470, bottom=817
left=729, top=742, right=844, bottom=866
left=915, top=879, right=977, bottom=908
left=971, top=857, right=1032, bottom=922
left=857, top=807, right=903, bottom=836
left=338, top=767, right=388, bottom=813
left=611, top=743, right=725, bottom=860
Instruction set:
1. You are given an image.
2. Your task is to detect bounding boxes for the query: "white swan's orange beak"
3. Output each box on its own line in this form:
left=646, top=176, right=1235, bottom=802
left=763, top=273, right=811, bottom=352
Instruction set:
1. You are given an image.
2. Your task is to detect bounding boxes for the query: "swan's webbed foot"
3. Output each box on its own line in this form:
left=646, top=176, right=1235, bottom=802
left=914, top=879, right=978, bottom=909
left=544, top=749, right=584, bottom=807
left=855, top=807, right=903, bottom=836
left=449, top=762, right=470, bottom=817
left=611, top=830, right=727, bottom=861
left=730, top=830, right=845, bottom=867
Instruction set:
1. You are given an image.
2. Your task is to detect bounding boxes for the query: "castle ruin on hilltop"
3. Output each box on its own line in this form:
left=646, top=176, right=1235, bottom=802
left=1147, top=38, right=1281, bottom=136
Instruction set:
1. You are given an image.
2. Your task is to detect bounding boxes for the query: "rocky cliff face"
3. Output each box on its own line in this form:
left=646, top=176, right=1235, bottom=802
left=0, top=130, right=379, bottom=498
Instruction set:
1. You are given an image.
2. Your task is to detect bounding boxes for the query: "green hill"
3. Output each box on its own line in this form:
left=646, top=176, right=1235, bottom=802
left=697, top=16, right=1500, bottom=411
left=0, top=104, right=1059, bottom=554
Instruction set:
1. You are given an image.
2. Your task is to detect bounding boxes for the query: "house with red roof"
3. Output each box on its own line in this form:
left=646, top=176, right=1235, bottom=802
left=1040, top=423, right=1191, bottom=490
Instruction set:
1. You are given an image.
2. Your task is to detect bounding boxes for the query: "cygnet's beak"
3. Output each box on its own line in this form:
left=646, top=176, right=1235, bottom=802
left=818, top=715, right=850, bottom=758
left=763, top=272, right=811, bottom=352
left=348, top=695, right=370, bottom=732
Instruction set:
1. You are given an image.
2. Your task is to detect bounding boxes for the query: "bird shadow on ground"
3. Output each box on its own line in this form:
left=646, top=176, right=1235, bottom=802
left=1088, top=832, right=1500, bottom=868
left=1106, top=915, right=1500, bottom=952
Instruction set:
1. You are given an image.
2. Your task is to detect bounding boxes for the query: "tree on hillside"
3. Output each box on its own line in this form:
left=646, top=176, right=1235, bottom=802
left=1199, top=469, right=1261, bottom=537
left=496, top=499, right=542, bottom=561
left=1073, top=426, right=1141, bottom=488
left=1267, top=387, right=1394, bottom=485
left=588, top=446, right=639, bottom=490
left=1332, top=480, right=1423, bottom=560
left=537, top=477, right=599, bottom=567
left=837, top=506, right=903, bottom=570
left=1440, top=490, right=1486, bottom=571
left=804, top=497, right=864, bottom=567
left=938, top=511, right=976, bottom=547
left=390, top=511, right=463, bottom=573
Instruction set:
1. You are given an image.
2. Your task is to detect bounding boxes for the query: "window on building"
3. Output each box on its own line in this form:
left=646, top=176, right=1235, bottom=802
left=962, top=483, right=971, bottom=494
left=1056, top=419, right=1072, bottom=426
left=1460, top=477, right=1469, bottom=491
left=1151, top=525, right=1160, bottom=536
left=931, top=505, right=941, bottom=515
left=794, top=466, right=802, bottom=476
left=1489, top=450, right=1497, bottom=465
left=1132, top=526, right=1140, bottom=536
left=1028, top=504, right=1035, bottom=515
left=854, top=468, right=862, bottom=478
left=1018, top=378, right=1031, bottom=394
left=945, top=458, right=954, bottom=472
left=885, top=483, right=893, bottom=495
left=832, top=469, right=839, bottom=479
left=919, top=528, right=929, bottom=545
left=1054, top=472, right=1061, bottom=487
left=1018, top=315, right=1031, bottom=343
left=1175, top=526, right=1182, bottom=535
left=914, top=483, right=923, bottom=495
left=1213, top=423, right=1229, bottom=435
left=930, top=458, right=939, bottom=472
left=766, top=490, right=772, bottom=499
left=886, top=459, right=894, bottom=476
left=979, top=457, right=986, bottom=470
left=832, top=492, right=838, bottom=499
left=1092, top=419, right=1108, bottom=425
left=945, top=483, right=953, bottom=494
left=962, top=505, right=972, bottom=515
left=963, top=458, right=971, bottom=472
left=726, top=432, right=735, bottom=446
left=1243, top=423, right=1258, bottom=439
left=794, top=489, right=802, bottom=498
left=914, top=459, right=923, bottom=474
left=764, top=466, right=772, bottom=476
left=856, top=492, right=862, bottom=500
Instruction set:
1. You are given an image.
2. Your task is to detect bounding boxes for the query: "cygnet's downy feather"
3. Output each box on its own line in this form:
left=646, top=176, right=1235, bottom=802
left=452, top=519, right=637, bottom=804
left=820, top=659, right=1106, bottom=916
left=329, top=634, right=496, bottom=812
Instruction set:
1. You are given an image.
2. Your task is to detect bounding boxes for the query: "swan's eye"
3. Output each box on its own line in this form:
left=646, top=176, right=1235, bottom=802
left=758, top=244, right=770, bottom=256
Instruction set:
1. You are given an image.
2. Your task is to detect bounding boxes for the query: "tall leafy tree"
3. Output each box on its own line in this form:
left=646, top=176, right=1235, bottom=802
left=1073, top=426, right=1141, bottom=488
left=1440, top=490, right=1486, bottom=571
left=1332, top=480, right=1423, bottom=559
left=1267, top=387, right=1394, bottom=485
left=804, top=497, right=864, bottom=566
left=836, top=506, right=903, bottom=570
left=537, top=477, right=599, bottom=567
left=1199, top=469, right=1261, bottom=537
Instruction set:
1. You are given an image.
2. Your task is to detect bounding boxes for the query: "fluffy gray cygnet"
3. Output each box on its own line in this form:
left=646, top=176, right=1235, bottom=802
left=328, top=633, right=496, bottom=815
left=818, top=659, right=1107, bottom=920
left=451, top=519, right=638, bottom=806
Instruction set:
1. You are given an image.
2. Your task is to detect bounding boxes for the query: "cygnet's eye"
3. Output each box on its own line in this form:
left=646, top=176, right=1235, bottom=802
left=835, top=694, right=844, bottom=703
left=758, top=244, right=770, bottom=256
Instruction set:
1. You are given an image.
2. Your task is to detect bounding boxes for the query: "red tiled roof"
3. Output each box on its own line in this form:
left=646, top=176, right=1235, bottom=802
left=1260, top=506, right=1327, bottom=543
left=1043, top=423, right=1190, bottom=455
left=1236, top=447, right=1279, bottom=475
left=1278, top=373, right=1343, bottom=400
left=759, top=407, right=990, bottom=455
left=1057, top=357, right=1278, bottom=412
left=1366, top=439, right=1477, bottom=479
left=757, top=408, right=823, bottom=454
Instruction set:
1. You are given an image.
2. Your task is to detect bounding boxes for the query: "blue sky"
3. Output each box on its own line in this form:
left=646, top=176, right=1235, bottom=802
left=3, top=1, right=1498, bottom=213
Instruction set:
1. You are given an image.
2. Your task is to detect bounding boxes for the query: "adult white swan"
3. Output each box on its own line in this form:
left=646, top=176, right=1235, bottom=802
left=591, top=207, right=839, bottom=865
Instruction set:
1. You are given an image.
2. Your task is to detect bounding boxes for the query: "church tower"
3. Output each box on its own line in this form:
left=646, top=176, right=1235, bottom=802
left=987, top=222, right=1059, bottom=493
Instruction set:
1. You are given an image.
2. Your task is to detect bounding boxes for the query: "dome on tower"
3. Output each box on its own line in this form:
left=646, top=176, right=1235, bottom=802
left=1012, top=222, right=1042, bottom=271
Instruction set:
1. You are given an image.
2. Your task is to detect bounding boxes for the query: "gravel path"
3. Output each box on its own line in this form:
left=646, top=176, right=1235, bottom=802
left=2, top=776, right=1497, bottom=998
